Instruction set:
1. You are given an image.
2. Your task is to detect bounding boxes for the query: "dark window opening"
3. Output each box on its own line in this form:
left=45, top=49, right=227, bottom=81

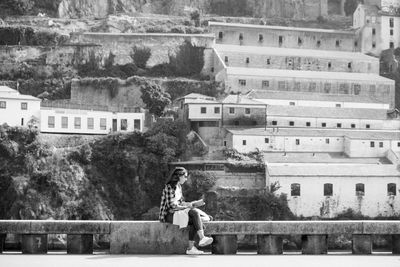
left=242, top=140, right=246, bottom=145
left=289, top=121, right=294, bottom=126
left=337, top=123, right=342, bottom=128
left=291, top=183, right=300, bottom=196
left=306, top=122, right=311, bottom=127
left=328, top=62, right=332, bottom=69
left=272, top=121, right=277, bottom=126
left=370, top=141, right=375, bottom=147
left=336, top=40, right=340, bottom=47
left=298, top=37, right=302, bottom=46
left=121, top=119, right=128, bottom=131
left=372, top=42, right=376, bottom=48
left=214, top=107, right=220, bottom=114
left=356, top=183, right=365, bottom=196
left=316, top=40, right=321, bottom=47
left=372, top=28, right=376, bottom=35
left=388, top=183, right=397, bottom=196
left=351, top=124, right=356, bottom=128
left=324, top=183, right=333, bottom=196
left=348, top=62, right=352, bottom=69
left=279, top=36, right=283, bottom=46
left=265, top=138, right=269, bottom=143
left=218, top=32, right=223, bottom=39
left=322, top=123, right=327, bottom=127
left=295, top=139, right=300, bottom=145
left=390, top=42, right=394, bottom=49
left=379, top=142, right=383, bottom=148
left=390, top=18, right=394, bottom=28
left=267, top=58, right=271, bottom=65
left=259, top=34, right=263, bottom=42
left=229, top=107, right=235, bottom=114
left=246, top=57, right=250, bottom=64
left=390, top=29, right=394, bottom=36
left=239, top=33, right=243, bottom=41
left=354, top=41, right=358, bottom=47
left=366, top=124, right=370, bottom=129
left=224, top=56, right=228, bottom=63
left=326, top=138, right=330, bottom=144
left=245, top=108, right=251, bottom=115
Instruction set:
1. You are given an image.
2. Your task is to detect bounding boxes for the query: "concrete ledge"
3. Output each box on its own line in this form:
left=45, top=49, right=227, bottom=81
left=110, top=221, right=189, bottom=254
left=363, top=221, right=400, bottom=234
left=0, top=220, right=32, bottom=234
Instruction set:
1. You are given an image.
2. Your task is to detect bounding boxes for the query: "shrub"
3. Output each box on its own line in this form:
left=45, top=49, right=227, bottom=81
left=168, top=40, right=205, bottom=76
left=130, top=46, right=152, bottom=69
left=183, top=171, right=216, bottom=200
left=248, top=191, right=295, bottom=220
left=140, top=81, right=171, bottom=117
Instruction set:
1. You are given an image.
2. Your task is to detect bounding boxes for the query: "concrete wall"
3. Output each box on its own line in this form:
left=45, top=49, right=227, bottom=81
left=0, top=98, right=40, bottom=127
left=222, top=105, right=266, bottom=126
left=219, top=51, right=379, bottom=74
left=345, top=137, right=400, bottom=157
left=40, top=108, right=145, bottom=134
left=211, top=24, right=359, bottom=52
left=71, top=32, right=215, bottom=75
left=381, top=15, right=400, bottom=50
left=213, top=170, right=266, bottom=189
left=188, top=104, right=222, bottom=120
left=271, top=174, right=400, bottom=217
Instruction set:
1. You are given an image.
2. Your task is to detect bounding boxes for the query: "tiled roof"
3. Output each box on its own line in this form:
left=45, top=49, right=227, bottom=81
left=225, top=127, right=400, bottom=140
left=267, top=164, right=400, bottom=176
left=247, top=90, right=388, bottom=104
left=267, top=105, right=388, bottom=120
left=222, top=94, right=265, bottom=105
left=214, top=44, right=378, bottom=61
left=209, top=22, right=356, bottom=35
left=226, top=67, right=394, bottom=83
left=184, top=99, right=220, bottom=104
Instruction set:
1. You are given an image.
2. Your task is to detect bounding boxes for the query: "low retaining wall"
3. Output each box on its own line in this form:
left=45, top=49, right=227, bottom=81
left=1, top=220, right=400, bottom=255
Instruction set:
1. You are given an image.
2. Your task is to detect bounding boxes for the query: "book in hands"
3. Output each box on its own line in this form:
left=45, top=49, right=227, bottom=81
left=191, top=199, right=205, bottom=207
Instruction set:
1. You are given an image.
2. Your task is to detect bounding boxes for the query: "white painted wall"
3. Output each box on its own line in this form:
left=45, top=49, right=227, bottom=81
left=188, top=104, right=222, bottom=120
left=345, top=137, right=391, bottom=157
left=40, top=108, right=144, bottom=134
left=271, top=172, right=400, bottom=217
left=381, top=15, right=400, bottom=49
left=0, top=98, right=41, bottom=127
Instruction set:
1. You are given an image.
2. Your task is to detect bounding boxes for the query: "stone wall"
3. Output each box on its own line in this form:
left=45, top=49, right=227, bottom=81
left=70, top=32, right=215, bottom=74
left=213, top=170, right=266, bottom=189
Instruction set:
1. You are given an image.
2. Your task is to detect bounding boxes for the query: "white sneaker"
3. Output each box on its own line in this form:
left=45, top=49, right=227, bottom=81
left=186, top=246, right=205, bottom=255
left=199, top=236, right=213, bottom=247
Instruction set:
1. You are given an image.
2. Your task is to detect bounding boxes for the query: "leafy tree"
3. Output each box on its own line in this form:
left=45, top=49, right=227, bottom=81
left=344, top=0, right=360, bottom=16
left=6, top=0, right=34, bottom=15
left=140, top=81, right=171, bottom=117
left=169, top=40, right=205, bottom=76
left=131, top=46, right=151, bottom=69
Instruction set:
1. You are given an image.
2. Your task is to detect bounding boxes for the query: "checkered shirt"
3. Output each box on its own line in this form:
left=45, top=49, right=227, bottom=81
left=159, top=184, right=182, bottom=222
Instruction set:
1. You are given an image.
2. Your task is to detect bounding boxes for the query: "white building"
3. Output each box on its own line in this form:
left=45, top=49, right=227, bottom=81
left=40, top=101, right=145, bottom=134
left=0, top=86, right=41, bottom=127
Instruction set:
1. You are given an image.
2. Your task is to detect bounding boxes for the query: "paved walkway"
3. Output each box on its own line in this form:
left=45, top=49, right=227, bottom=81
left=1, top=252, right=400, bottom=267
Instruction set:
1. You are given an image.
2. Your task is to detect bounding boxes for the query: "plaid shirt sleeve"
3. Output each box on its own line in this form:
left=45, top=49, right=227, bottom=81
left=159, top=184, right=180, bottom=222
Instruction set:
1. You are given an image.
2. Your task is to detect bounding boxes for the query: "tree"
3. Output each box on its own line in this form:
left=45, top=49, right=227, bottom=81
left=6, top=0, right=34, bottom=15
left=140, top=81, right=171, bottom=117
left=131, top=46, right=151, bottom=69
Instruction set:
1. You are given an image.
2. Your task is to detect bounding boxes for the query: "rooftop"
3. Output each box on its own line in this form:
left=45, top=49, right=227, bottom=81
left=209, top=22, right=356, bottom=35
left=263, top=152, right=390, bottom=164
left=247, top=90, right=388, bottom=104
left=226, top=67, right=394, bottom=83
left=0, top=86, right=40, bottom=101
left=267, top=164, right=400, bottom=176
left=214, top=44, right=378, bottom=61
left=222, top=94, right=265, bottom=105
left=225, top=127, right=400, bottom=140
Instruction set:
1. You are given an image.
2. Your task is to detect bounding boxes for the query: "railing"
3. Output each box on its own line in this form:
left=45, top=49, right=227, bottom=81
left=1, top=220, right=400, bottom=254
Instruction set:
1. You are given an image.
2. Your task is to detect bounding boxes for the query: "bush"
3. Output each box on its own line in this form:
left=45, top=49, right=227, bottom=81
left=248, top=191, right=295, bottom=220
left=183, top=171, right=216, bottom=200
left=130, top=46, right=152, bottom=69
left=168, top=40, right=205, bottom=76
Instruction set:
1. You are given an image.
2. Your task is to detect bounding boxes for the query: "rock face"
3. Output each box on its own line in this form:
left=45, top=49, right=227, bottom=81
left=58, top=0, right=328, bottom=19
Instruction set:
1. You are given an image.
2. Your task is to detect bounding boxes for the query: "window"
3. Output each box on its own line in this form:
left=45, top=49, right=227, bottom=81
left=272, top=121, right=277, bottom=126
left=289, top=121, right=294, bottom=126
left=390, top=42, right=394, bottom=49
left=354, top=41, right=358, bottom=47
left=324, top=83, right=331, bottom=93
left=372, top=28, right=376, bottom=35
left=356, top=183, right=365, bottom=196
left=214, top=107, right=220, bottom=114
left=262, top=80, right=269, bottom=88
left=265, top=138, right=269, bottom=143
left=239, top=33, right=243, bottom=41
left=239, top=79, right=246, bottom=86
left=321, top=122, right=326, bottom=127
left=223, top=141, right=227, bottom=146
left=61, top=117, right=68, bottom=129
left=388, top=183, right=397, bottom=196
left=336, top=103, right=341, bottom=108
left=120, top=119, right=127, bottom=131
left=326, top=138, right=330, bottom=144
left=229, top=107, right=235, bottom=114
left=291, top=183, right=300, bottom=196
left=259, top=34, right=263, bottom=42
left=246, top=57, right=250, bottom=64
left=224, top=56, right=228, bottom=63
left=336, top=40, right=340, bottom=47
left=134, top=119, right=141, bottom=131
left=242, top=140, right=246, bottom=145
left=289, top=102, right=295, bottom=106
left=370, top=141, right=375, bottom=147
left=211, top=67, right=214, bottom=73
left=201, top=107, right=207, bottom=114
left=306, top=122, right=311, bottom=127
left=279, top=36, right=283, bottom=46
left=295, top=139, right=300, bottom=145
left=390, top=29, right=394, bottom=36
left=316, top=40, right=321, bottom=47
left=294, top=82, right=301, bottom=91
left=218, top=31, right=223, bottom=39
left=398, top=142, right=400, bottom=147
left=379, top=142, right=383, bottom=148
left=0, top=101, right=6, bottom=109
left=278, top=81, right=286, bottom=90
left=100, top=118, right=107, bottom=130
left=87, top=118, right=94, bottom=129
left=353, top=84, right=361, bottom=95
left=21, top=102, right=27, bottom=110
left=351, top=124, right=356, bottom=128
left=309, top=82, right=316, bottom=92
left=339, top=83, right=349, bottom=94
left=328, top=62, right=332, bottom=69
left=74, top=117, right=81, bottom=129
left=324, top=183, right=333, bottom=196
left=390, top=18, right=394, bottom=28
left=366, top=124, right=370, bottom=129
left=267, top=58, right=271, bottom=65
left=348, top=62, right=352, bottom=69
left=245, top=108, right=251, bottom=115
left=298, top=37, right=302, bottom=46
left=48, top=116, right=55, bottom=128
